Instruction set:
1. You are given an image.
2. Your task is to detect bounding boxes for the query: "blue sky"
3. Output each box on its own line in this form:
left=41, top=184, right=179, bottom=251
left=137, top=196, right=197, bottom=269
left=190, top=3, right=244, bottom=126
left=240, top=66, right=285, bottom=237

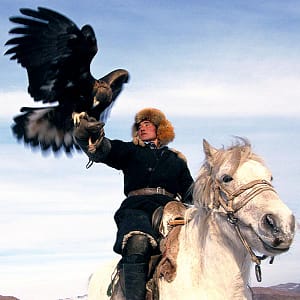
left=1, top=0, right=300, bottom=118
left=0, top=1, right=300, bottom=299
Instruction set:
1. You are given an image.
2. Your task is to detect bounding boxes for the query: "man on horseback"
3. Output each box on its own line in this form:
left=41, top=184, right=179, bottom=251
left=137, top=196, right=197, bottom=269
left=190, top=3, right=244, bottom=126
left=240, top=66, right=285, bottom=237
left=74, top=107, right=194, bottom=300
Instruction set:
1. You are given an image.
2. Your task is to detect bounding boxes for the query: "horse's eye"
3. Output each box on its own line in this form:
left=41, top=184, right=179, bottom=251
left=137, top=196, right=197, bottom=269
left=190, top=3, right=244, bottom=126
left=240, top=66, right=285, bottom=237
left=270, top=175, right=274, bottom=181
left=222, top=174, right=233, bottom=183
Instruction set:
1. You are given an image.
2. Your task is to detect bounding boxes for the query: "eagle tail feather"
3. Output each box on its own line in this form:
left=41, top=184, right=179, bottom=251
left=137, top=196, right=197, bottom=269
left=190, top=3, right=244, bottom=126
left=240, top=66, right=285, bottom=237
left=12, top=106, right=78, bottom=156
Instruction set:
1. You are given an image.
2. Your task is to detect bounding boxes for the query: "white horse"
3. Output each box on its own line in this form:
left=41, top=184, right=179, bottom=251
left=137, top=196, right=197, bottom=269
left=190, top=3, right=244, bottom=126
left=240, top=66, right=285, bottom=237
left=88, top=139, right=295, bottom=300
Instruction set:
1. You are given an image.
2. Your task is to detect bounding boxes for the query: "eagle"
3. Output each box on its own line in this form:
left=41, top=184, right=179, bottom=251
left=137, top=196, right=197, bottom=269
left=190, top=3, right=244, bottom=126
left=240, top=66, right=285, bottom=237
left=5, top=7, right=129, bottom=155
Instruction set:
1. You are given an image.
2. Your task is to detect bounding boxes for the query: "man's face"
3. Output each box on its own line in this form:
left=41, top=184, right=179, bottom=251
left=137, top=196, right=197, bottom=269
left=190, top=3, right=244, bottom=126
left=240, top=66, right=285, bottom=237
left=137, top=120, right=157, bottom=142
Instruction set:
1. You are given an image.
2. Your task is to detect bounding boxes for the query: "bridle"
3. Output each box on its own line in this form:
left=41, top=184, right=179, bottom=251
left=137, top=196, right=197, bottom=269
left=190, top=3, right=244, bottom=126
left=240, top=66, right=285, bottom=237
left=213, top=178, right=277, bottom=282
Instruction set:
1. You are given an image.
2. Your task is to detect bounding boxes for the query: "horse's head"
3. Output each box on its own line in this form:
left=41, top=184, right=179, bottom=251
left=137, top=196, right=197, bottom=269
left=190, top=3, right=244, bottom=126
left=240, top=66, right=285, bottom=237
left=193, top=138, right=295, bottom=259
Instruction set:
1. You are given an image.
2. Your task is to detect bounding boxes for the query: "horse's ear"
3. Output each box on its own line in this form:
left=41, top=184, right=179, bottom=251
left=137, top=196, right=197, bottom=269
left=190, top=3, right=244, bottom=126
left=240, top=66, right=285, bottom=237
left=203, top=139, right=218, bottom=160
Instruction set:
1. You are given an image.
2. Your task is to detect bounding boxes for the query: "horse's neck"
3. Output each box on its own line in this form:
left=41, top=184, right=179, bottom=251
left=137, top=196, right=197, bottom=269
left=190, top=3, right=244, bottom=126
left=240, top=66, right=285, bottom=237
left=176, top=209, right=252, bottom=299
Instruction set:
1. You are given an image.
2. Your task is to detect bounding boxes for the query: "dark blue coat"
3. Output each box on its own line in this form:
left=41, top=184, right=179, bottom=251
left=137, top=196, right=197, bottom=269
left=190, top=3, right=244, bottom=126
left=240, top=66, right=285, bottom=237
left=101, top=139, right=194, bottom=254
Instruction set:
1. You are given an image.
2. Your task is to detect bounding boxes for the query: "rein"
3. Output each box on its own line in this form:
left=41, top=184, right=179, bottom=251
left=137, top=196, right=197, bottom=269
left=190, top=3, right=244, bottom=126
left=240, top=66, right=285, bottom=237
left=215, top=179, right=276, bottom=282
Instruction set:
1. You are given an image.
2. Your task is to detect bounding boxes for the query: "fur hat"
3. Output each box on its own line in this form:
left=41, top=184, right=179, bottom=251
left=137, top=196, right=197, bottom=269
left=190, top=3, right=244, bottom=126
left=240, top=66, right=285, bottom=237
left=132, top=108, right=175, bottom=146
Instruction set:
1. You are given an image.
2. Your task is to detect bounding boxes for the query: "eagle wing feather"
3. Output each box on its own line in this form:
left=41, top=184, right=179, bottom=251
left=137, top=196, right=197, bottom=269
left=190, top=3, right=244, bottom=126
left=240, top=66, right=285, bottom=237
left=5, top=7, right=129, bottom=156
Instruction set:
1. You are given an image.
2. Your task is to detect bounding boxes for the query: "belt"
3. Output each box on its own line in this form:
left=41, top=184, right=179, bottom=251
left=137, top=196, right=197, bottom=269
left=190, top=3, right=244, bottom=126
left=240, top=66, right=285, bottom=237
left=128, top=187, right=174, bottom=198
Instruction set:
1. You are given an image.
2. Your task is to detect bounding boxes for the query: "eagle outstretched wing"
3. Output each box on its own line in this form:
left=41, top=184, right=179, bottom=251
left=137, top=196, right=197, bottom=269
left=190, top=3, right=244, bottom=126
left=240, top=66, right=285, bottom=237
left=5, top=7, right=129, bottom=155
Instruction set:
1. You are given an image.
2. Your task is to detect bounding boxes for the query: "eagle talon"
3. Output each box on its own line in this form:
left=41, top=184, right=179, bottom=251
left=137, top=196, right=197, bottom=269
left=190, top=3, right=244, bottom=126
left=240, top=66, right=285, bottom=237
left=87, top=135, right=104, bottom=154
left=72, top=112, right=87, bottom=127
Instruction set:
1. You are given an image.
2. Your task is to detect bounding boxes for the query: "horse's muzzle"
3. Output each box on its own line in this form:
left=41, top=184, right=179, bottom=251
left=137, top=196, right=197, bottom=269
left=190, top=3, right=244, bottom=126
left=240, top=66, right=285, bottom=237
left=260, top=213, right=295, bottom=253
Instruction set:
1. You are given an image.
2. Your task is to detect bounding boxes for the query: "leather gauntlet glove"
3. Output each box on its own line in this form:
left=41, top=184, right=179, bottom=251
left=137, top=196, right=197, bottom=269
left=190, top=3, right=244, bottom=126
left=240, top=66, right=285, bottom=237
left=73, top=116, right=105, bottom=154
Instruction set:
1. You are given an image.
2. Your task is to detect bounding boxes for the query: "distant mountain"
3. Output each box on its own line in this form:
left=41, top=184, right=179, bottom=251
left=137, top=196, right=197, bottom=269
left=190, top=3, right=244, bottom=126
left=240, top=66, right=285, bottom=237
left=252, top=283, right=300, bottom=299
left=2, top=283, right=300, bottom=299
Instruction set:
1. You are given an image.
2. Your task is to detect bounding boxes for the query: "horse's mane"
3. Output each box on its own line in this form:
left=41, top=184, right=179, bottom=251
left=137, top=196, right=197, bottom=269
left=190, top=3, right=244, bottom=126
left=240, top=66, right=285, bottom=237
left=193, top=138, right=265, bottom=209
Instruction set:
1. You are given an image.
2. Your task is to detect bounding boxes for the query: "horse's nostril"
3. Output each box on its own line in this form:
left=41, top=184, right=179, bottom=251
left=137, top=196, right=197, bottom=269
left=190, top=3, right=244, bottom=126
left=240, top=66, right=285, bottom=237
left=265, top=214, right=275, bottom=227
left=273, top=238, right=283, bottom=247
left=264, top=214, right=280, bottom=235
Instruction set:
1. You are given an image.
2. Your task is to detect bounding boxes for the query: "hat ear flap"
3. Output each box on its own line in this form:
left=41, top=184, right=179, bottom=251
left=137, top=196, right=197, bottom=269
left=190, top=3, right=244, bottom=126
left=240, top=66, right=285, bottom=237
left=132, top=135, right=145, bottom=146
left=132, top=126, right=146, bottom=146
left=157, top=119, right=175, bottom=146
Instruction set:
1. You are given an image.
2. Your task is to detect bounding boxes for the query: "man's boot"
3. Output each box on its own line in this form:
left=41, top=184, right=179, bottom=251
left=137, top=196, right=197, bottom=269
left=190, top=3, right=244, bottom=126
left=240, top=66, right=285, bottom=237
left=120, top=262, right=148, bottom=300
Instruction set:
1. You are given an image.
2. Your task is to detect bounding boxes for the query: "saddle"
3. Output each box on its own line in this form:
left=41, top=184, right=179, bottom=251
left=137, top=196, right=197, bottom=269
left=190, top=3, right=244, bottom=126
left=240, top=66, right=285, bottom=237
left=108, top=201, right=188, bottom=300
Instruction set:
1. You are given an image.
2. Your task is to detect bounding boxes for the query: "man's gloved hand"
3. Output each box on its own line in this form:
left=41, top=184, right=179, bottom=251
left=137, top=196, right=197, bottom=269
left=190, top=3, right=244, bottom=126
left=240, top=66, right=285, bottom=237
left=73, top=116, right=105, bottom=153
